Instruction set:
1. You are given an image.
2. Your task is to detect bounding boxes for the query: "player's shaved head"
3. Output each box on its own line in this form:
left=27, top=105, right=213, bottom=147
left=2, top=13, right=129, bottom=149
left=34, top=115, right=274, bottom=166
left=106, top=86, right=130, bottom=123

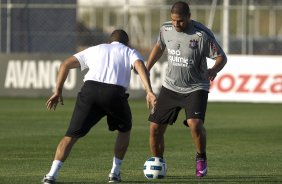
left=171, top=1, right=190, bottom=16
left=110, top=29, right=129, bottom=45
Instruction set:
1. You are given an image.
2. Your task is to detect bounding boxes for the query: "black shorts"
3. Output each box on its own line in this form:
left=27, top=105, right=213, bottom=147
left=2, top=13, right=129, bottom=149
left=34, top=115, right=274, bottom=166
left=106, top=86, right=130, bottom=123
left=148, top=86, right=208, bottom=125
left=66, top=81, right=132, bottom=138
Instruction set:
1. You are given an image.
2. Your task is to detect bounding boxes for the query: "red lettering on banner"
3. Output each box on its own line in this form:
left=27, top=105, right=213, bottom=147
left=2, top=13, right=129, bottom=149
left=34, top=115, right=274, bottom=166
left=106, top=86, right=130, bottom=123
left=237, top=75, right=251, bottom=92
left=254, top=75, right=268, bottom=93
left=217, top=74, right=235, bottom=92
left=270, top=75, right=282, bottom=93
left=211, top=74, right=282, bottom=94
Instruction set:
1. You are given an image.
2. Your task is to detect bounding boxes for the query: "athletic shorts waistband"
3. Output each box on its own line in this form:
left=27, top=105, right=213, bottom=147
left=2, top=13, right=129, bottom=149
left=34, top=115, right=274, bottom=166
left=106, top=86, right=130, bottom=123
left=84, top=80, right=126, bottom=92
left=162, top=86, right=208, bottom=97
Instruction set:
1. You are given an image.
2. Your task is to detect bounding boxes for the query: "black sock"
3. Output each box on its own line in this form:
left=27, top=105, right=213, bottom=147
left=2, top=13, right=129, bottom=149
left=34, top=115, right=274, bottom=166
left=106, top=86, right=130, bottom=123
left=196, top=152, right=207, bottom=160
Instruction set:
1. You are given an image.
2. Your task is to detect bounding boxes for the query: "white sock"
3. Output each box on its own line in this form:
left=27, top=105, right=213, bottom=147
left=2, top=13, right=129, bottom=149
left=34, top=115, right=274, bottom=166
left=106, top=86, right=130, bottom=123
left=47, top=160, right=63, bottom=179
left=110, top=157, right=122, bottom=175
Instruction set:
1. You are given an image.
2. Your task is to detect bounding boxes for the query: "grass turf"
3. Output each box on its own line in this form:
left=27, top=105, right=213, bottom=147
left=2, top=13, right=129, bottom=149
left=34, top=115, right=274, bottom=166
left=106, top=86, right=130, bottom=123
left=0, top=98, right=281, bottom=183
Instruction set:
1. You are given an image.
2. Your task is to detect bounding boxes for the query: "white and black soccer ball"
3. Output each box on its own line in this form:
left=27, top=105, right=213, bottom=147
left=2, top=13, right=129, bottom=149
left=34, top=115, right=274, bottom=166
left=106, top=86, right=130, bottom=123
left=143, top=157, right=167, bottom=179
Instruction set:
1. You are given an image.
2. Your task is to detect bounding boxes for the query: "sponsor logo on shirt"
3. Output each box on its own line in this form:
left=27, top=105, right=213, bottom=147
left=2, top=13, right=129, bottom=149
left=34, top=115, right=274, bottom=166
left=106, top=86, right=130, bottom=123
left=210, top=40, right=219, bottom=55
left=167, top=49, right=194, bottom=67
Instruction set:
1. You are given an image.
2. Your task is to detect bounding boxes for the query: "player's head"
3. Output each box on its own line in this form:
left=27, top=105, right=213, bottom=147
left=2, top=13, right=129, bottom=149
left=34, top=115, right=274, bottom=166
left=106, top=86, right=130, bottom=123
left=170, top=1, right=191, bottom=32
left=110, top=29, right=129, bottom=46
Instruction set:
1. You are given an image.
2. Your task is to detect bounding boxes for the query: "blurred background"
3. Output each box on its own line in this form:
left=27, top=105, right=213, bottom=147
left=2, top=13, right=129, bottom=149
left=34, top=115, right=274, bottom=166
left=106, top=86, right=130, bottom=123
left=1, top=0, right=282, bottom=54
left=0, top=0, right=281, bottom=102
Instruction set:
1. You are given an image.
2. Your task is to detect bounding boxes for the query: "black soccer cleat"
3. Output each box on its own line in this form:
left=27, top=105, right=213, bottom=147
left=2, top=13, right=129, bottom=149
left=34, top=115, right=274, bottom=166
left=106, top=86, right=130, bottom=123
left=108, top=173, right=121, bottom=183
left=42, top=175, right=56, bottom=184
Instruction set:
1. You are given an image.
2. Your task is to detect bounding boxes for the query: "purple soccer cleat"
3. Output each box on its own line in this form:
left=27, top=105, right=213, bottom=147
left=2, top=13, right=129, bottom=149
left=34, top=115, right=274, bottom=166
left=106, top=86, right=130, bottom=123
left=196, top=159, right=207, bottom=177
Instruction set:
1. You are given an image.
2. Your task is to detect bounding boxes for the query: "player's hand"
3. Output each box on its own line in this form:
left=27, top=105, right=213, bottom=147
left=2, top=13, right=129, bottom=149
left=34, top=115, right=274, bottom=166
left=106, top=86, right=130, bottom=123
left=207, top=68, right=217, bottom=81
left=146, top=91, right=156, bottom=110
left=46, top=92, right=64, bottom=111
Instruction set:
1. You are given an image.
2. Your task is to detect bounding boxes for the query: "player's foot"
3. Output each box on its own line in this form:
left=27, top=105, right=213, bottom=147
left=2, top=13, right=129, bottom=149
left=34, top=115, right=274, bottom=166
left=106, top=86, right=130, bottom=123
left=42, top=175, right=56, bottom=184
left=108, top=173, right=121, bottom=183
left=196, top=159, right=207, bottom=177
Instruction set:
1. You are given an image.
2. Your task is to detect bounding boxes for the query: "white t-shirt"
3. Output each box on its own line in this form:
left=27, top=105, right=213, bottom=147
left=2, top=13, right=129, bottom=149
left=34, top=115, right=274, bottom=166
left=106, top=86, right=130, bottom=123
left=74, top=41, right=143, bottom=89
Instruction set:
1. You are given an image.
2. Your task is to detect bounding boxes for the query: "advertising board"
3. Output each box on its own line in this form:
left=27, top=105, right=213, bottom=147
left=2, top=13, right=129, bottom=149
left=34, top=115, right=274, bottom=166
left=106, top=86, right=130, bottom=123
left=1, top=54, right=281, bottom=103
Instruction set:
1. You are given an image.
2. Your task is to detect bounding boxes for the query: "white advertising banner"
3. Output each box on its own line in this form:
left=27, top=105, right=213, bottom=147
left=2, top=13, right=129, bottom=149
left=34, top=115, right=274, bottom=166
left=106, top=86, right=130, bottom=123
left=207, top=55, right=282, bottom=103
left=1, top=54, right=281, bottom=102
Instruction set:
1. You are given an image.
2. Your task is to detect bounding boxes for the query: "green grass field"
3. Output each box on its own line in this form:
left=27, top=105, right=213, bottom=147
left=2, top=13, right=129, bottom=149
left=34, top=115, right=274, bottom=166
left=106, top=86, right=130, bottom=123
left=0, top=98, right=282, bottom=184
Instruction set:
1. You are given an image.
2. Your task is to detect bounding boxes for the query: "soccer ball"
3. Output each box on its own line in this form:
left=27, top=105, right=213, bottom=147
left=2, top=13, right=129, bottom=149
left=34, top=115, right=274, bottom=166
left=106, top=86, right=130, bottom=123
left=143, top=157, right=167, bottom=179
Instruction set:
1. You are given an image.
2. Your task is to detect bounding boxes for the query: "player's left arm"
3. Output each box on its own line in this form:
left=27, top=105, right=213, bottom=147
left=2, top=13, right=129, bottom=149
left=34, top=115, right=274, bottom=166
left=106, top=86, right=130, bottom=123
left=207, top=55, right=227, bottom=81
left=134, top=60, right=156, bottom=109
left=46, top=56, right=81, bottom=110
left=207, top=36, right=227, bottom=81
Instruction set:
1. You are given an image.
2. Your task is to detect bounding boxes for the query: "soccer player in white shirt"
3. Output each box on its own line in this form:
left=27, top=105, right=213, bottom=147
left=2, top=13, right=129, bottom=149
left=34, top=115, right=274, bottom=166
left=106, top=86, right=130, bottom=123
left=42, top=29, right=156, bottom=184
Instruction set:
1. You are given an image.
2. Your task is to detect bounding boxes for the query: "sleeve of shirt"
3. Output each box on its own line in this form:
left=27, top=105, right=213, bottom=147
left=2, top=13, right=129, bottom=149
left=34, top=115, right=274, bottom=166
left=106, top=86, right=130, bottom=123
left=206, top=35, right=226, bottom=59
left=130, top=49, right=144, bottom=67
left=195, top=20, right=226, bottom=60
left=73, top=48, right=90, bottom=71
left=157, top=27, right=166, bottom=50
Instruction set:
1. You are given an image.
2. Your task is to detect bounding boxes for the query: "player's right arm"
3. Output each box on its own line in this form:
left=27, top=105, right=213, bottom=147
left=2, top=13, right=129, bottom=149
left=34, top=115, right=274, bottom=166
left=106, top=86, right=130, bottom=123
left=146, top=43, right=165, bottom=72
left=46, top=56, right=80, bottom=110
left=134, top=60, right=156, bottom=109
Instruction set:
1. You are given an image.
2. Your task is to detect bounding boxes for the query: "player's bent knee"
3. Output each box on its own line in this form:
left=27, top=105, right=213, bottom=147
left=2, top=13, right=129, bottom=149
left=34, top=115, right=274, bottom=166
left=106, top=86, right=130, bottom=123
left=187, top=119, right=204, bottom=128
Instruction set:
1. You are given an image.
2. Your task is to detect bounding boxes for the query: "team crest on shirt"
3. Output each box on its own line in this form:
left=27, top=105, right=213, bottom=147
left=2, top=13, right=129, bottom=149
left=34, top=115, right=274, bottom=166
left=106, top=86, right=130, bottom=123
left=189, top=39, right=198, bottom=49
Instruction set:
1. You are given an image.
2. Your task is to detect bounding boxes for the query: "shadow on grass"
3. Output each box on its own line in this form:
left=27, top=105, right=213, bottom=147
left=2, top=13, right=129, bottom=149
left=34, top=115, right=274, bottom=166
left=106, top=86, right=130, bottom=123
left=126, top=175, right=282, bottom=184
left=141, top=175, right=282, bottom=183
left=58, top=175, right=282, bottom=184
